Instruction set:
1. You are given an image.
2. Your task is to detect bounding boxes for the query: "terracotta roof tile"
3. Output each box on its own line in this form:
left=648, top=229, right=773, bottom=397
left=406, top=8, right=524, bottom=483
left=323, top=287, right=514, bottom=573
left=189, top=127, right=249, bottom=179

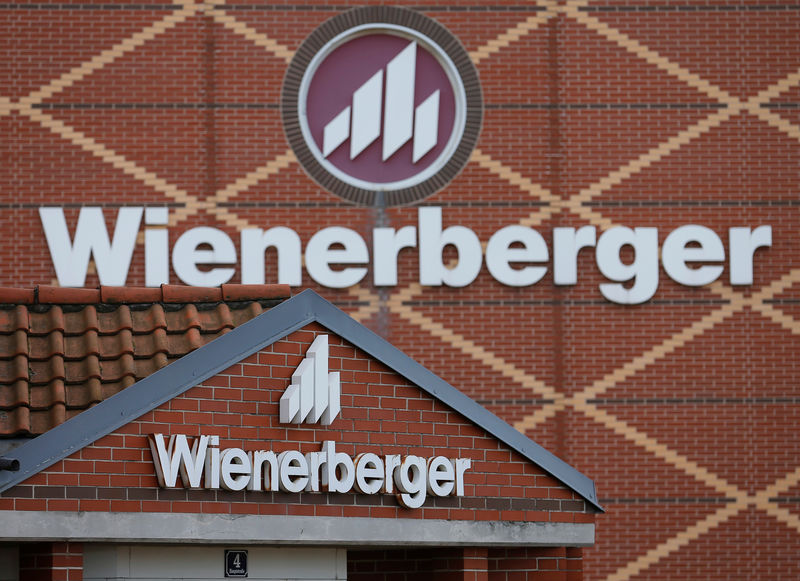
left=131, top=305, right=168, bottom=333
left=0, top=306, right=31, bottom=334
left=197, top=303, right=234, bottom=333
left=230, top=302, right=265, bottom=326
left=131, top=357, right=169, bottom=382
left=65, top=378, right=103, bottom=409
left=97, top=306, right=134, bottom=335
left=0, top=284, right=290, bottom=437
left=29, top=406, right=65, bottom=435
left=37, top=286, right=101, bottom=304
left=222, top=284, right=289, bottom=301
left=64, top=334, right=100, bottom=360
left=131, top=330, right=169, bottom=358
left=164, top=304, right=202, bottom=333
left=0, top=357, right=29, bottom=383
left=0, top=380, right=28, bottom=409
left=0, top=331, right=28, bottom=358
left=162, top=285, right=222, bottom=303
left=1, top=407, right=30, bottom=437
left=100, top=286, right=162, bottom=304
left=0, top=288, right=35, bottom=305
left=29, top=309, right=63, bottom=335
left=96, top=333, right=134, bottom=359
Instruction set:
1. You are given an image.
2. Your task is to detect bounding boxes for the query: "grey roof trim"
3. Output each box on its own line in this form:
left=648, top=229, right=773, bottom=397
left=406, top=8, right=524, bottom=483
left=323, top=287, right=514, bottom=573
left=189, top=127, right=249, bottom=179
left=0, top=290, right=602, bottom=511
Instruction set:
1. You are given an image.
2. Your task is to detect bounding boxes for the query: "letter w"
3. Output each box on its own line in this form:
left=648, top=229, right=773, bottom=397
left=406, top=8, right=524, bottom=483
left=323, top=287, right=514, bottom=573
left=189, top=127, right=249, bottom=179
left=148, top=434, right=209, bottom=489
left=39, top=207, right=142, bottom=287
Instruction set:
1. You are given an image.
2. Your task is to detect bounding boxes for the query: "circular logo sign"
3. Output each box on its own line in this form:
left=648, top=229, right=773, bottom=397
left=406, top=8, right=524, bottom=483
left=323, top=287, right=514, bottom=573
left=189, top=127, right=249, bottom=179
left=282, top=7, right=482, bottom=206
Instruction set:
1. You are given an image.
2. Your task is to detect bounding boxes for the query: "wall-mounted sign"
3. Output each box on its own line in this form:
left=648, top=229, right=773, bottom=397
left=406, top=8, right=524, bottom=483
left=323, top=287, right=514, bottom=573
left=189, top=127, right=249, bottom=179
left=147, top=335, right=471, bottom=509
left=149, top=435, right=471, bottom=510
left=224, top=550, right=247, bottom=578
left=279, top=335, right=341, bottom=426
left=281, top=6, right=482, bottom=206
left=39, top=206, right=772, bottom=305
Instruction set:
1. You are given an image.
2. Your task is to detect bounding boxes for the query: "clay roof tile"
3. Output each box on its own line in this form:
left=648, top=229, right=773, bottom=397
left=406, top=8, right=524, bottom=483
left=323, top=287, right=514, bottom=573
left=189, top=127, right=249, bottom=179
left=29, top=380, right=66, bottom=410
left=131, top=329, right=169, bottom=358
left=162, top=285, right=222, bottom=303
left=0, top=406, right=30, bottom=437
left=131, top=305, right=168, bottom=333
left=64, top=333, right=100, bottom=360
left=222, top=284, right=291, bottom=301
left=97, top=305, right=133, bottom=335
left=197, top=303, right=234, bottom=333
left=96, top=332, right=134, bottom=360
left=37, top=286, right=101, bottom=304
left=0, top=288, right=34, bottom=305
left=0, top=380, right=29, bottom=408
left=0, top=356, right=30, bottom=383
left=0, top=283, right=290, bottom=436
left=65, top=378, right=103, bottom=408
left=28, top=308, right=63, bottom=335
left=231, top=302, right=265, bottom=326
left=100, top=286, right=162, bottom=304
left=0, top=306, right=30, bottom=334
left=0, top=330, right=28, bottom=358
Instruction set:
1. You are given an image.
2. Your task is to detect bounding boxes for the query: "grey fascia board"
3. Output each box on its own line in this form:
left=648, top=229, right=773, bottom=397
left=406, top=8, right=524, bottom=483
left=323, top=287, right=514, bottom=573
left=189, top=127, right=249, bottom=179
left=0, top=290, right=602, bottom=512
left=2, top=511, right=596, bottom=547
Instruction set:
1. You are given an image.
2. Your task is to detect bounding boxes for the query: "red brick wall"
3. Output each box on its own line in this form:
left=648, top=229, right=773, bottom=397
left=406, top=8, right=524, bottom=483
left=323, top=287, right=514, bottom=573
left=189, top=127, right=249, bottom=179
left=4, top=2, right=799, bottom=579
left=0, top=326, right=593, bottom=523
left=19, top=543, right=83, bottom=581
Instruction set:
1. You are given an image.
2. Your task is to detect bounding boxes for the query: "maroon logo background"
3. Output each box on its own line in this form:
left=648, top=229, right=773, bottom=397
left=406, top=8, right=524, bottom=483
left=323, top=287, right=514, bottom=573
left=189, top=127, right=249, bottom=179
left=305, top=34, right=457, bottom=184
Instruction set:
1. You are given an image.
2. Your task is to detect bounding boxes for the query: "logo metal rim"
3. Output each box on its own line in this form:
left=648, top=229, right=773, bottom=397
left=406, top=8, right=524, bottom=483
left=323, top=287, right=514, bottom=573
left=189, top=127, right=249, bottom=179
left=282, top=6, right=482, bottom=206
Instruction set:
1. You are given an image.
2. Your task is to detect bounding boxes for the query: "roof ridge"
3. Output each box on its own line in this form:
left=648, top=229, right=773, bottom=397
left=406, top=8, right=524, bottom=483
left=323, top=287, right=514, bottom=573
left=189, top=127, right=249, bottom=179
left=0, top=284, right=291, bottom=306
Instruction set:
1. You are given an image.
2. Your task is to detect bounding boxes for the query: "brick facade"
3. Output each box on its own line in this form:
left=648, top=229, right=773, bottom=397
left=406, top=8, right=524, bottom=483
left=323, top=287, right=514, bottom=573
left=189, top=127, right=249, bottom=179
left=3, top=2, right=799, bottom=579
left=0, top=326, right=593, bottom=523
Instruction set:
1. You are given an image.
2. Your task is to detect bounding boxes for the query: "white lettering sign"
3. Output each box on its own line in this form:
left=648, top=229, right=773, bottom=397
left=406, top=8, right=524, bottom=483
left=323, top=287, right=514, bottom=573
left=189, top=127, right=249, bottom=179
left=148, top=434, right=471, bottom=509
left=39, top=206, right=772, bottom=305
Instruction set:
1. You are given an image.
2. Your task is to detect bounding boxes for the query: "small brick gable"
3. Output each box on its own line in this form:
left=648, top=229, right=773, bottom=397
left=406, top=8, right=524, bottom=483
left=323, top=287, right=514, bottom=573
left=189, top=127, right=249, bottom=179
left=0, top=323, right=594, bottom=522
left=0, top=290, right=601, bottom=540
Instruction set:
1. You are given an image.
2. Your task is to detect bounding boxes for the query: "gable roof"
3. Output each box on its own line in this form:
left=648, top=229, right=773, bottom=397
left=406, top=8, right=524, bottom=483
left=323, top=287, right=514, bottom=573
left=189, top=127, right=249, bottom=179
left=0, top=284, right=290, bottom=437
left=0, top=289, right=602, bottom=511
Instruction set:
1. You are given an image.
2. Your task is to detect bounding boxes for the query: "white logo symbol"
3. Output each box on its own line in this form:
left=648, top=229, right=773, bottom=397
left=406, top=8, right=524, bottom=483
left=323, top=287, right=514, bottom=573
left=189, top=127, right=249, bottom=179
left=322, top=41, right=440, bottom=163
left=280, top=335, right=341, bottom=425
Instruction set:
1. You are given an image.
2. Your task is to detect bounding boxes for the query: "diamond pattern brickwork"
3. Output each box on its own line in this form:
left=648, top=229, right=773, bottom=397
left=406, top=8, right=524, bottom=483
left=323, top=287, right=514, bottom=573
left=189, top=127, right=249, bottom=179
left=3, top=1, right=799, bottom=579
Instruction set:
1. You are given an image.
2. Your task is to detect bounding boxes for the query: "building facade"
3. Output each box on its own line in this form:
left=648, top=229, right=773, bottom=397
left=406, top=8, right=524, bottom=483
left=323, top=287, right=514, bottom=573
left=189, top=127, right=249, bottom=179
left=0, top=288, right=601, bottom=580
left=2, top=1, right=800, bottom=579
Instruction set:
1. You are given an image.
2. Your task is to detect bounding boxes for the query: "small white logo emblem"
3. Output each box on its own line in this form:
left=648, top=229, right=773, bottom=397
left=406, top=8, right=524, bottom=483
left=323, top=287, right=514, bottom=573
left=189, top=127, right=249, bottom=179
left=280, top=335, right=341, bottom=425
left=322, top=41, right=440, bottom=163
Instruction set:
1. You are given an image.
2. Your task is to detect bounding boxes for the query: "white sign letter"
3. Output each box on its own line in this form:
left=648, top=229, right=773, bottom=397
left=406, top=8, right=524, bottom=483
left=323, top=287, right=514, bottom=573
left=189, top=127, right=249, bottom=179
left=305, top=227, right=368, bottom=288
left=486, top=225, right=548, bottom=286
left=373, top=226, right=417, bottom=286
left=418, top=207, right=482, bottom=287
left=596, top=227, right=659, bottom=305
left=553, top=226, right=597, bottom=285
left=729, top=226, right=772, bottom=285
left=172, top=227, right=236, bottom=287
left=241, top=227, right=302, bottom=286
left=662, top=225, right=724, bottom=286
left=144, top=208, right=169, bottom=287
left=40, top=206, right=142, bottom=287
left=148, top=434, right=209, bottom=489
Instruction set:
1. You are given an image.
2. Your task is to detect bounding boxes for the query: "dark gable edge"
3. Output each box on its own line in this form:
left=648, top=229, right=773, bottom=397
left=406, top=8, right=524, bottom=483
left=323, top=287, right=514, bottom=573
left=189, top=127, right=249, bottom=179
left=0, top=289, right=602, bottom=511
